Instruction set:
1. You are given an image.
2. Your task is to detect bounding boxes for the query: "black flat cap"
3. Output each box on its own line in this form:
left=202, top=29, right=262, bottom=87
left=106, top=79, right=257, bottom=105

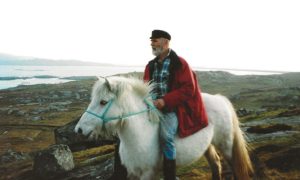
left=150, top=30, right=171, bottom=40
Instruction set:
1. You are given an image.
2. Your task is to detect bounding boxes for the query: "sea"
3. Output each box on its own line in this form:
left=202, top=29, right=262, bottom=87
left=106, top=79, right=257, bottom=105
left=0, top=65, right=283, bottom=90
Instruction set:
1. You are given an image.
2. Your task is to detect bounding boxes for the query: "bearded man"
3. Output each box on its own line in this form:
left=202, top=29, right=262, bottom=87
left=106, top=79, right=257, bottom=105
left=143, top=30, right=208, bottom=180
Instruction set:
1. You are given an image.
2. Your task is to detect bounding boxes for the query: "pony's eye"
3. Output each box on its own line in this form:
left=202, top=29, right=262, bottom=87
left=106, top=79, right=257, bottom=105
left=100, top=100, right=108, bottom=106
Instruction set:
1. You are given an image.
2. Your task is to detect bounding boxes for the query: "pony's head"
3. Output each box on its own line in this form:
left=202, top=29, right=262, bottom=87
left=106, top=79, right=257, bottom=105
left=74, top=76, right=160, bottom=141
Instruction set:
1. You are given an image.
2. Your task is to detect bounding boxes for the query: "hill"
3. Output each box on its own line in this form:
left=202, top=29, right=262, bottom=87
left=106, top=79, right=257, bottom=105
left=0, top=53, right=112, bottom=66
left=196, top=71, right=300, bottom=109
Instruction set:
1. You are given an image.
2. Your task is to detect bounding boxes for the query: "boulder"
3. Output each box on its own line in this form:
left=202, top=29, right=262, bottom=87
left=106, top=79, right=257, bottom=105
left=33, top=144, right=74, bottom=178
left=54, top=117, right=115, bottom=152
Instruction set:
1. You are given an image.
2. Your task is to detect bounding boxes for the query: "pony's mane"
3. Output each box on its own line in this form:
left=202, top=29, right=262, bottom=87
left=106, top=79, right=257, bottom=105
left=92, top=76, right=161, bottom=123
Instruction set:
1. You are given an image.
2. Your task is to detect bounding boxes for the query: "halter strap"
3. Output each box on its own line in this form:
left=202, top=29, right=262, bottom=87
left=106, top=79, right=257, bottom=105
left=85, top=97, right=157, bottom=125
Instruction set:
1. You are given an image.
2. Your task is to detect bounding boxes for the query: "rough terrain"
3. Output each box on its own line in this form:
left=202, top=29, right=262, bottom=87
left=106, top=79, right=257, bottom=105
left=0, top=72, right=299, bottom=179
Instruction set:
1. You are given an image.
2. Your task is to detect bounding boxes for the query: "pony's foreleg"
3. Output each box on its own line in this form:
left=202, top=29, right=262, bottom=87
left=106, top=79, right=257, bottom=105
left=205, top=145, right=222, bottom=180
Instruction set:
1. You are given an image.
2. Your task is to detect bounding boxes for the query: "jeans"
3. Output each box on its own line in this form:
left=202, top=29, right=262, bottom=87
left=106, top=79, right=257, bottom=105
left=160, top=112, right=178, bottom=160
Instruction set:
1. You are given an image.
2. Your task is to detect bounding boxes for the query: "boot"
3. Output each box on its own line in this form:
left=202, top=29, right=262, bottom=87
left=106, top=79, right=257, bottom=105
left=163, top=156, right=176, bottom=180
left=108, top=142, right=128, bottom=180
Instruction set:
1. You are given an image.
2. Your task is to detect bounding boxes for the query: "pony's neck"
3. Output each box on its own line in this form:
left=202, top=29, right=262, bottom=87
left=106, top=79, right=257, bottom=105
left=118, top=114, right=159, bottom=149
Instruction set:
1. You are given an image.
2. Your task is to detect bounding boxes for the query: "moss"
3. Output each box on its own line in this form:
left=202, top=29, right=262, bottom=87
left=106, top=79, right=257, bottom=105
left=75, top=152, right=114, bottom=167
left=247, top=124, right=292, bottom=134
left=177, top=157, right=211, bottom=179
left=240, top=108, right=288, bottom=122
left=73, top=145, right=115, bottom=165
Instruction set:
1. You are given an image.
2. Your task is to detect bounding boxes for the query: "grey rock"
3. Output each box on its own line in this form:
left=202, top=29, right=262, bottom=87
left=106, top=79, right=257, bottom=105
left=75, top=93, right=80, bottom=100
left=31, top=111, right=40, bottom=115
left=236, top=107, right=253, bottom=117
left=78, top=89, right=88, bottom=93
left=52, top=158, right=114, bottom=180
left=16, top=110, right=27, bottom=116
left=33, top=144, right=74, bottom=178
left=0, top=107, right=9, bottom=112
left=23, top=99, right=32, bottom=104
left=31, top=116, right=42, bottom=121
left=288, top=104, right=297, bottom=109
left=48, top=113, right=59, bottom=119
left=7, top=108, right=19, bottom=115
left=49, top=105, right=60, bottom=111
left=50, top=101, right=72, bottom=107
left=292, top=96, right=299, bottom=101
left=58, top=108, right=69, bottom=112
left=31, top=107, right=49, bottom=115
left=52, top=94, right=59, bottom=99
left=0, top=149, right=30, bottom=163
left=255, top=108, right=267, bottom=115
left=54, top=117, right=114, bottom=152
left=61, top=91, right=72, bottom=97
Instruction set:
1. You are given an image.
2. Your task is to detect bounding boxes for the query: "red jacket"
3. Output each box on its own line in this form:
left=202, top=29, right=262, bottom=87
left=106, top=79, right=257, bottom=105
left=143, top=50, right=208, bottom=138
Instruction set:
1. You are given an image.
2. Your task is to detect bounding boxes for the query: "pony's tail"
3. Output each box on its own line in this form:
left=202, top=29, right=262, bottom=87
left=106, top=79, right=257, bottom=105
left=230, top=104, right=254, bottom=179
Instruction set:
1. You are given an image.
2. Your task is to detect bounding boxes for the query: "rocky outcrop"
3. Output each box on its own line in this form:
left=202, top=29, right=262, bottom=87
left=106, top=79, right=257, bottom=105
left=54, top=117, right=115, bottom=151
left=0, top=149, right=30, bottom=164
left=33, top=144, right=74, bottom=178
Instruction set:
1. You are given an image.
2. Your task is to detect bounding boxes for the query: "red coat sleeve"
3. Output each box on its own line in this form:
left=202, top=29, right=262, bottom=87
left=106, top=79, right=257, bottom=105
left=143, top=64, right=150, bottom=82
left=163, top=58, right=196, bottom=110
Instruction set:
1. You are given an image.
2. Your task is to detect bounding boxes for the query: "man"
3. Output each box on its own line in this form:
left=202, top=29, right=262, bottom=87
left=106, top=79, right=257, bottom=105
left=109, top=30, right=208, bottom=180
left=143, top=30, right=208, bottom=180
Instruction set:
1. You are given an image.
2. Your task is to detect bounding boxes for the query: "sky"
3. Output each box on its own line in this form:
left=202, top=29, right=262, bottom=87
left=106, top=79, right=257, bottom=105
left=0, top=0, right=299, bottom=72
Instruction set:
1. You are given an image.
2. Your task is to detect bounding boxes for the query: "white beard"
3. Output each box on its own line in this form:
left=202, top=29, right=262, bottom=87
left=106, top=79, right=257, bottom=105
left=152, top=47, right=163, bottom=56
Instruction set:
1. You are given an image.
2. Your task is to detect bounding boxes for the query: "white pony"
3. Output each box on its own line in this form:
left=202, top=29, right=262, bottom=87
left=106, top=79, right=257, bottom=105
left=75, top=76, right=253, bottom=180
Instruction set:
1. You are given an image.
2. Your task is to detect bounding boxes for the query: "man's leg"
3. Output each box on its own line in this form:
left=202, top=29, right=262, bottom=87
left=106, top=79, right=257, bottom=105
left=160, top=112, right=178, bottom=180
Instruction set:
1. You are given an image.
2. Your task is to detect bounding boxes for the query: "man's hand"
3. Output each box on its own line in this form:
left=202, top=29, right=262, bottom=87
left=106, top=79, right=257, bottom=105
left=153, top=99, right=165, bottom=110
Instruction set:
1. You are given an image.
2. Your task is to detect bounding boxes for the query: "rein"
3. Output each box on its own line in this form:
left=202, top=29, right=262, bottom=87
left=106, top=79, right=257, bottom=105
left=85, top=97, right=157, bottom=125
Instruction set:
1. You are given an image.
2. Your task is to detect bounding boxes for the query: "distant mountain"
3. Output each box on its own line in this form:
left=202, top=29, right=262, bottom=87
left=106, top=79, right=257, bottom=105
left=0, top=53, right=113, bottom=66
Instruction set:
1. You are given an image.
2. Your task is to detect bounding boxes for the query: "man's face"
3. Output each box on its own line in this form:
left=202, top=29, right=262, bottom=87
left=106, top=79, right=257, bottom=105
left=151, top=38, right=164, bottom=56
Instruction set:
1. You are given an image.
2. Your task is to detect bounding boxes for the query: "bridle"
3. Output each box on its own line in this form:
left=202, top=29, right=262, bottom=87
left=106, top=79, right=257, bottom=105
left=85, top=97, right=157, bottom=126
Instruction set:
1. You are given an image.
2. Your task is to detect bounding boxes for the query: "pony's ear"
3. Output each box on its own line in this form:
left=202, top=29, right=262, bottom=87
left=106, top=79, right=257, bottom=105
left=104, top=78, right=112, bottom=92
left=104, top=78, right=123, bottom=98
left=98, top=76, right=113, bottom=92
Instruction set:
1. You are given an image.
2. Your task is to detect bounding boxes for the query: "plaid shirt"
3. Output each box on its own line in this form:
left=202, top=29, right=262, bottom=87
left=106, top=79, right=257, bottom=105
left=152, top=58, right=171, bottom=99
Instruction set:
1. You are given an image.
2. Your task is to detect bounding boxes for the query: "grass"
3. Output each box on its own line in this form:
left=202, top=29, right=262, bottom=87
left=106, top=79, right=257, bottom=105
left=73, top=145, right=115, bottom=167
left=177, top=157, right=211, bottom=179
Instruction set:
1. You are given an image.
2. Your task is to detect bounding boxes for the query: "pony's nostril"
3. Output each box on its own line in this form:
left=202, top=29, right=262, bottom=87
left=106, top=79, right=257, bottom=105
left=78, top=128, right=83, bottom=134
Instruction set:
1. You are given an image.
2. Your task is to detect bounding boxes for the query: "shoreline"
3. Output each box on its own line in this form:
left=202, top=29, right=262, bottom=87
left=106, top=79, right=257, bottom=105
left=1, top=70, right=300, bottom=90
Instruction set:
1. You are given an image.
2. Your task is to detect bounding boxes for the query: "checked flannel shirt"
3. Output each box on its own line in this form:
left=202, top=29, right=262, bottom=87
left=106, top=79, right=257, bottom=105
left=152, top=57, right=171, bottom=99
